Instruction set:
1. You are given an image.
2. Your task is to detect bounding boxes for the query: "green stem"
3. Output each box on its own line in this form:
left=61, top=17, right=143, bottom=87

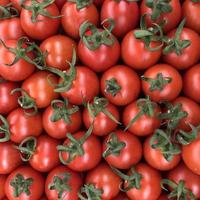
left=0, top=115, right=10, bottom=142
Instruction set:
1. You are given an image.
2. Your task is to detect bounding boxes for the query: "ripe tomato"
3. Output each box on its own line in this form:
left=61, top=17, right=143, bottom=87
left=121, top=30, right=162, bottom=70
left=144, top=136, right=181, bottom=171
left=29, top=135, right=60, bottom=172
left=100, top=65, right=140, bottom=106
left=140, top=0, right=181, bottom=33
left=22, top=71, right=59, bottom=108
left=142, top=64, right=182, bottom=102
left=45, top=166, right=83, bottom=200
left=113, top=193, right=130, bottom=200
left=102, top=130, right=142, bottom=169
left=61, top=2, right=99, bottom=39
left=5, top=166, right=44, bottom=200
left=0, top=142, right=22, bottom=174
left=0, top=175, right=6, bottom=199
left=157, top=194, right=168, bottom=200
left=101, top=0, right=139, bottom=38
left=0, top=0, right=10, bottom=6
left=20, top=0, right=60, bottom=40
left=40, top=35, right=77, bottom=70
left=183, top=64, right=200, bottom=103
left=0, top=39, right=35, bottom=81
left=85, top=163, right=121, bottom=200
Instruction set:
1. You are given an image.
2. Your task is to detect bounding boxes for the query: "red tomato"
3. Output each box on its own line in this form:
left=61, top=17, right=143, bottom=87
left=101, top=0, right=139, bottom=38
left=102, top=130, right=142, bottom=169
left=22, top=71, right=59, bottom=108
left=61, top=2, right=99, bottom=39
left=0, top=0, right=10, bottom=6
left=121, top=30, right=162, bottom=70
left=144, top=136, right=181, bottom=171
left=113, top=193, right=130, bottom=200
left=5, top=166, right=44, bottom=200
left=40, top=35, right=77, bottom=70
left=85, top=163, right=121, bottom=200
left=140, top=0, right=181, bottom=33
left=183, top=64, right=200, bottom=103
left=157, top=194, right=168, bottom=200
left=45, top=166, right=83, bottom=200
left=29, top=135, right=60, bottom=172
left=0, top=142, right=22, bottom=174
left=0, top=175, right=6, bottom=199
left=100, top=65, right=141, bottom=106
left=0, top=39, right=35, bottom=81
left=142, top=64, right=182, bottom=102
left=20, top=0, right=60, bottom=40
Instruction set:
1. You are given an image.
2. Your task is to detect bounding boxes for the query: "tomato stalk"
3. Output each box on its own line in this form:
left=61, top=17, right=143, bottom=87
left=105, top=78, right=121, bottom=97
left=0, top=115, right=10, bottom=142
left=68, top=0, right=93, bottom=9
left=0, top=3, right=19, bottom=19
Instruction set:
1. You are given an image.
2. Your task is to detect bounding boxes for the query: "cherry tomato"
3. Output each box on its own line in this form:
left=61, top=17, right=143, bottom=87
left=0, top=175, right=6, bottom=199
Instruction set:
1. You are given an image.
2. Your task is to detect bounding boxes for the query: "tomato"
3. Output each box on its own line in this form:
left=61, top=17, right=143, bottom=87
left=100, top=65, right=140, bottom=106
left=0, top=0, right=10, bottom=6
left=182, top=0, right=200, bottom=34
left=101, top=0, right=139, bottom=38
left=61, top=2, right=99, bottom=39
left=157, top=194, right=168, bottom=200
left=125, top=163, right=162, bottom=200
left=5, top=166, right=44, bottom=200
left=45, top=166, right=83, bottom=200
left=42, top=100, right=82, bottom=139
left=29, top=135, right=60, bottom=172
left=22, top=71, right=59, bottom=108
left=183, top=64, right=200, bottom=103
left=0, top=142, right=22, bottom=174
left=40, top=35, right=77, bottom=70
left=0, top=175, right=6, bottom=199
left=142, top=64, right=182, bottom=102
left=55, top=0, right=66, bottom=10
left=144, top=136, right=181, bottom=171
left=0, top=39, right=35, bottom=81
left=0, top=80, right=20, bottom=114
left=60, top=66, right=99, bottom=105
left=113, top=193, right=130, bottom=200
left=102, top=130, right=142, bottom=169
left=20, top=0, right=60, bottom=40
left=121, top=30, right=162, bottom=70
left=140, top=0, right=181, bottom=33
left=58, top=131, right=102, bottom=172
left=85, top=163, right=121, bottom=200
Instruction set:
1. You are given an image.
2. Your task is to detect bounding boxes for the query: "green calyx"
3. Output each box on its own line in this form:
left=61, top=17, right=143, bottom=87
left=50, top=99, right=79, bottom=124
left=103, top=133, right=126, bottom=158
left=0, top=115, right=10, bottom=142
left=105, top=78, right=121, bottom=97
left=10, top=174, right=33, bottom=197
left=192, top=0, right=200, bottom=2
left=68, top=0, right=92, bottom=9
left=163, top=19, right=191, bottom=55
left=57, top=125, right=93, bottom=165
left=141, top=73, right=172, bottom=92
left=78, top=184, right=103, bottom=200
left=48, top=173, right=71, bottom=200
left=79, top=18, right=115, bottom=51
left=161, top=179, right=196, bottom=200
left=145, top=0, right=172, bottom=21
left=0, top=3, right=19, bottom=19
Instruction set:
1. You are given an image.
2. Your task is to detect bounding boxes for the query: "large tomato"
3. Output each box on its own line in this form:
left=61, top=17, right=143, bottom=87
left=5, top=166, right=44, bottom=200
left=45, top=166, right=83, bottom=200
left=100, top=65, right=140, bottom=106
left=0, top=175, right=6, bottom=199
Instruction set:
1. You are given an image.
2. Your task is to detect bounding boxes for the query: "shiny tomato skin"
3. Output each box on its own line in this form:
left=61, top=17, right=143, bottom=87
left=40, top=35, right=77, bottom=70
left=5, top=166, right=44, bottom=200
left=121, top=31, right=162, bottom=70
left=61, top=131, right=102, bottom=172
left=22, top=71, right=59, bottom=108
left=100, top=65, right=141, bottom=106
left=123, top=101, right=161, bottom=136
left=20, top=0, right=60, bottom=40
left=0, top=175, right=6, bottom=199
left=142, top=64, right=182, bottom=102
left=60, top=66, right=99, bottom=105
left=183, top=64, right=200, bottom=103
left=0, top=81, right=20, bottom=114
left=86, top=163, right=121, bottom=200
left=102, top=130, right=142, bottom=169
left=45, top=166, right=83, bottom=200
left=126, top=163, right=162, bottom=200
left=144, top=136, right=181, bottom=171
left=0, top=142, right=22, bottom=174
left=140, top=0, right=181, bottom=33
left=42, top=103, right=82, bottom=139
left=0, top=40, right=35, bottom=81
left=29, top=135, right=60, bottom=172
left=101, top=0, right=139, bottom=38
left=162, top=28, right=200, bottom=70
left=61, top=2, right=99, bottom=39
left=83, top=102, right=120, bottom=136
